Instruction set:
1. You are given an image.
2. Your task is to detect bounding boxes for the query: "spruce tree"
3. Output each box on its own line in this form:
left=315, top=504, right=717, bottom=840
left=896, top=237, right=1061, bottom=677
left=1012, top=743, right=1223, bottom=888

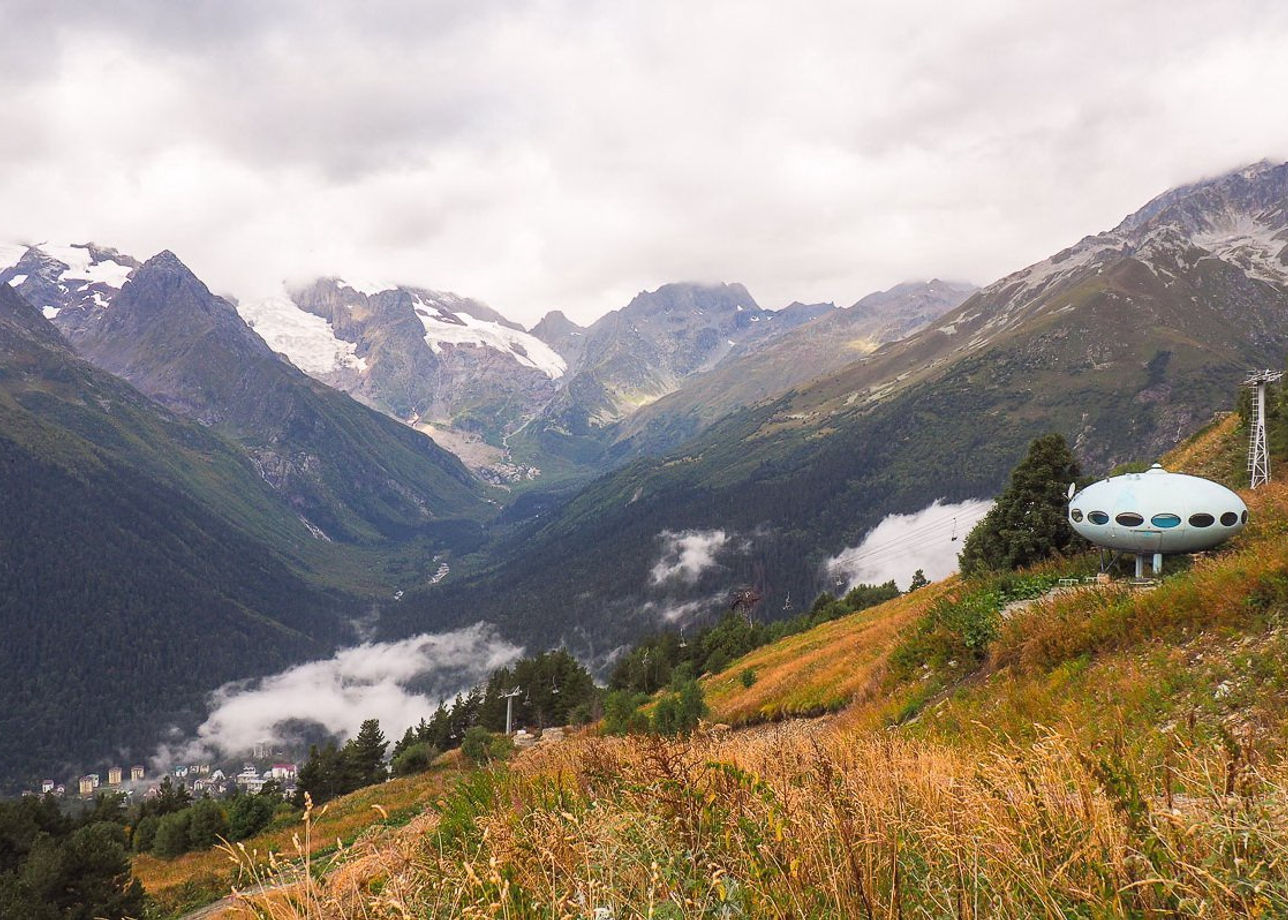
left=344, top=719, right=388, bottom=789
left=958, top=433, right=1083, bottom=575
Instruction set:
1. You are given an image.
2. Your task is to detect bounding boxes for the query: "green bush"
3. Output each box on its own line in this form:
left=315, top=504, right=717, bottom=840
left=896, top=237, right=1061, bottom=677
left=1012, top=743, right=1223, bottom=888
left=602, top=690, right=650, bottom=735
left=890, top=573, right=1061, bottom=681
left=131, top=814, right=159, bottom=853
left=227, top=793, right=276, bottom=842
left=186, top=799, right=227, bottom=850
left=653, top=677, right=708, bottom=736
left=391, top=741, right=440, bottom=776
left=461, top=726, right=512, bottom=765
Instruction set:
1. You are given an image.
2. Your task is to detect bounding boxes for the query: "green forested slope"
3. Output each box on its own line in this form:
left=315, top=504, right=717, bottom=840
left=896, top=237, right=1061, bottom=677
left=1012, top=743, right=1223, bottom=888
left=0, top=285, right=352, bottom=787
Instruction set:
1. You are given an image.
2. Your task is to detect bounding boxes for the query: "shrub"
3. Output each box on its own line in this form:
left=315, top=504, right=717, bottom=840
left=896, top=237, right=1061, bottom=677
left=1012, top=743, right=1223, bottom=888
left=131, top=814, right=159, bottom=853
left=461, top=726, right=512, bottom=765
left=653, top=677, right=708, bottom=736
left=391, top=741, right=440, bottom=776
left=602, top=690, right=650, bottom=735
left=186, top=799, right=227, bottom=850
left=227, top=793, right=276, bottom=842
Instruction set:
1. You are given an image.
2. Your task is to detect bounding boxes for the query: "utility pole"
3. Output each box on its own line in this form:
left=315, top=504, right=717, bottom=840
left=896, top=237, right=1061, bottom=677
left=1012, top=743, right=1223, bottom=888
left=500, top=687, right=523, bottom=735
left=1245, top=370, right=1283, bottom=489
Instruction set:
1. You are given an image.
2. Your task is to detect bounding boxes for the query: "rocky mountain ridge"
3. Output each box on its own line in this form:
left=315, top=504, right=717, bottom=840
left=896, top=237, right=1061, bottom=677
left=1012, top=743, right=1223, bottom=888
left=608, top=279, right=976, bottom=460
left=1, top=248, right=488, bottom=544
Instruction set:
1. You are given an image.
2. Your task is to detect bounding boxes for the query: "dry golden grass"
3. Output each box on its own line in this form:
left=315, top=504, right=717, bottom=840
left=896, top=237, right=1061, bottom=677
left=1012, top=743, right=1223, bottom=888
left=135, top=763, right=462, bottom=916
left=1161, top=411, right=1242, bottom=480
left=704, top=578, right=958, bottom=725
left=231, top=724, right=1288, bottom=919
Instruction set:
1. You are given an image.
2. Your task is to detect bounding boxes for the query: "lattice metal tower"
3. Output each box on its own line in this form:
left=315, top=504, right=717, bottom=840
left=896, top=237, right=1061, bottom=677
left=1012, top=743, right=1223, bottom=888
left=1245, top=369, right=1283, bottom=489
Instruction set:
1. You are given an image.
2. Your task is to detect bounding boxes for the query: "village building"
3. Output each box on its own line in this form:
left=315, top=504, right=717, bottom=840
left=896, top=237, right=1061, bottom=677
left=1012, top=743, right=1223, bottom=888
left=130, top=765, right=145, bottom=782
left=107, top=766, right=123, bottom=785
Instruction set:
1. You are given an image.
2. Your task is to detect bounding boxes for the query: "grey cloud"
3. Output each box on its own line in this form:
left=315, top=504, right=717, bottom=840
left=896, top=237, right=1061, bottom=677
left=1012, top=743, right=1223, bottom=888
left=4, top=2, right=1288, bottom=324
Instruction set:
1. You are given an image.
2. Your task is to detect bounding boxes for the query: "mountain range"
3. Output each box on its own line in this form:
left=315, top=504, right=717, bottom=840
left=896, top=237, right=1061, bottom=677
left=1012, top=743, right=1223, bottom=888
left=2, top=159, right=1286, bottom=786
left=378, top=160, right=1288, bottom=655
left=234, top=274, right=971, bottom=483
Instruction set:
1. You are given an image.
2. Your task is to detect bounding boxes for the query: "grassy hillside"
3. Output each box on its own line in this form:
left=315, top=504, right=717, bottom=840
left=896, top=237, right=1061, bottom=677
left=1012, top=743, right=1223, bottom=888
left=133, top=760, right=466, bottom=917
left=206, top=408, right=1288, bottom=918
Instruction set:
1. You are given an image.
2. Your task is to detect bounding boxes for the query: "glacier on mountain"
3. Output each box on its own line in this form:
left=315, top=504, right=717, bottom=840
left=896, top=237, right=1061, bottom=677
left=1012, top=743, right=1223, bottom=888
left=239, top=292, right=368, bottom=375
left=412, top=294, right=566, bottom=379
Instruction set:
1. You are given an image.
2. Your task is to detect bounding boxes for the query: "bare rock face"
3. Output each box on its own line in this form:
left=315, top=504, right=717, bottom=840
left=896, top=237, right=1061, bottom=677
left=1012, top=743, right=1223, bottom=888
left=530, top=309, right=587, bottom=368
left=1, top=243, right=139, bottom=342
left=537, top=283, right=775, bottom=435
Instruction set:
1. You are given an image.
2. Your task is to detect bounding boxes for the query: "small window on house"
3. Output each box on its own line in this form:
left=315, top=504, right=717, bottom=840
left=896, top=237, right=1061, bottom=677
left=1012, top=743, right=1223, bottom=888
left=1189, top=513, right=1214, bottom=527
left=1115, top=512, right=1144, bottom=527
left=1220, top=512, right=1239, bottom=526
left=1150, top=513, right=1181, bottom=528
left=1088, top=511, right=1109, bottom=525
left=1070, top=509, right=1084, bottom=522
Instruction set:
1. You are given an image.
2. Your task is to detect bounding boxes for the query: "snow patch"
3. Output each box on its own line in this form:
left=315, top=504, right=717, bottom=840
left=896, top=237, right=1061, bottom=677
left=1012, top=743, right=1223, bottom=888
left=42, top=306, right=60, bottom=319
left=337, top=276, right=396, bottom=297
left=1193, top=215, right=1288, bottom=284
left=414, top=296, right=566, bottom=379
left=39, top=244, right=134, bottom=288
left=0, top=243, right=28, bottom=270
left=238, top=292, right=367, bottom=375
left=7, top=274, right=28, bottom=287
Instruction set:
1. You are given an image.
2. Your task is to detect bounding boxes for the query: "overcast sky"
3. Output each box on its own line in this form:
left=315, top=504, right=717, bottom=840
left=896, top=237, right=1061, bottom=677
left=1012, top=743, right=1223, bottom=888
left=4, top=1, right=1287, bottom=325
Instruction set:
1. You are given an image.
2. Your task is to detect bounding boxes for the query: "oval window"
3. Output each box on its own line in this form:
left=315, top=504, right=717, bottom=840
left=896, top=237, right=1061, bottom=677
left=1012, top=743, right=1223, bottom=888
left=1150, top=513, right=1181, bottom=529
left=1070, top=509, right=1084, bottom=522
left=1242, top=510, right=1249, bottom=524
left=1088, top=511, right=1109, bottom=525
left=1189, top=513, right=1214, bottom=527
left=1220, top=512, right=1239, bottom=526
left=1115, top=512, right=1144, bottom=527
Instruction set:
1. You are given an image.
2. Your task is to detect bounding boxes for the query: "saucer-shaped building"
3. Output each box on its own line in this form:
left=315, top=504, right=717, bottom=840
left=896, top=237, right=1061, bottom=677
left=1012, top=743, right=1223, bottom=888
left=1067, top=463, right=1246, bottom=575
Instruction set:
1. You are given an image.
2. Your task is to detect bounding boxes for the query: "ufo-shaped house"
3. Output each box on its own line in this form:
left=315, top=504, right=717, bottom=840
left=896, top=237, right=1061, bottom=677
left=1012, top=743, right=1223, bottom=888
left=1068, top=464, right=1247, bottom=577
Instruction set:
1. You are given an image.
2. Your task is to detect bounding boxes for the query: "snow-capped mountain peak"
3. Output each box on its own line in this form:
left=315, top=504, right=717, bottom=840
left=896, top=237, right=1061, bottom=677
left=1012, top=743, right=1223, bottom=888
left=954, top=161, right=1288, bottom=342
left=0, top=242, right=139, bottom=320
left=410, top=292, right=566, bottom=379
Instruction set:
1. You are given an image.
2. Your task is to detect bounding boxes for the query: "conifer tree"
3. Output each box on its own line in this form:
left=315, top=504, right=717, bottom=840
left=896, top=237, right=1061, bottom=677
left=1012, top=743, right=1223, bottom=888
left=958, top=433, right=1083, bottom=575
left=344, top=719, right=388, bottom=789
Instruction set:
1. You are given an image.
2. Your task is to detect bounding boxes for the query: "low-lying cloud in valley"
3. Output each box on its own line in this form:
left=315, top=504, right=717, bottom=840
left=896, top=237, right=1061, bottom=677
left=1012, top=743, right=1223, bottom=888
left=825, top=498, right=994, bottom=591
left=153, top=623, right=522, bottom=769
left=650, top=529, right=732, bottom=585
